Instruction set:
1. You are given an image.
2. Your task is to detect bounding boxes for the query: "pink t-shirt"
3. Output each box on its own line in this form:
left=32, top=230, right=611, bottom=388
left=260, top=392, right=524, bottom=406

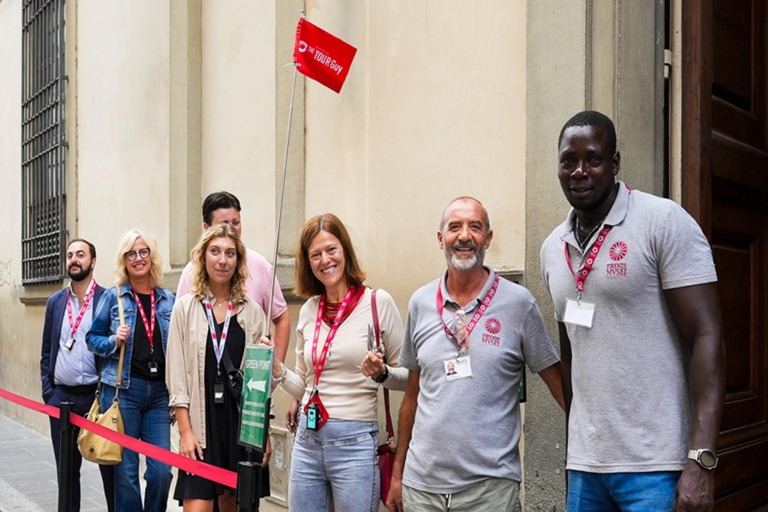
left=176, top=248, right=287, bottom=320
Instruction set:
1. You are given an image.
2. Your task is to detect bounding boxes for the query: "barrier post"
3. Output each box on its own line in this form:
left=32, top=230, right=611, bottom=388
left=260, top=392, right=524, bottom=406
left=237, top=397, right=271, bottom=511
left=58, top=401, right=75, bottom=512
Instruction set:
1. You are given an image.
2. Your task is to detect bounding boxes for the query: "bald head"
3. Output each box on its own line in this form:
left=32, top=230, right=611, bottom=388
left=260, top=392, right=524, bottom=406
left=439, top=196, right=491, bottom=233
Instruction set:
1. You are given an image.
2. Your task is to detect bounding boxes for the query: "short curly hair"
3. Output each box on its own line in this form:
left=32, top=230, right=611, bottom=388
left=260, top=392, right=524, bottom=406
left=558, top=110, right=617, bottom=155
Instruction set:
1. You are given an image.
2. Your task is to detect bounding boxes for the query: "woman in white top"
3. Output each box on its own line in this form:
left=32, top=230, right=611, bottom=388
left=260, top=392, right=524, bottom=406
left=264, top=213, right=407, bottom=512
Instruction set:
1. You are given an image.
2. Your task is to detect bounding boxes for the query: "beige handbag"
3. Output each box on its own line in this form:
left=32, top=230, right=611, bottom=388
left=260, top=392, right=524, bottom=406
left=77, top=286, right=127, bottom=465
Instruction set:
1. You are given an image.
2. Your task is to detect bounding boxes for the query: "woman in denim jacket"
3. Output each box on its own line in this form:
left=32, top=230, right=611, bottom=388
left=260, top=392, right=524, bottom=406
left=87, top=229, right=175, bottom=512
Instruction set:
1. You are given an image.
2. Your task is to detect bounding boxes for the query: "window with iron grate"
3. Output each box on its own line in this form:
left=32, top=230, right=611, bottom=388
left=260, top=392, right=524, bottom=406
left=21, top=0, right=67, bottom=284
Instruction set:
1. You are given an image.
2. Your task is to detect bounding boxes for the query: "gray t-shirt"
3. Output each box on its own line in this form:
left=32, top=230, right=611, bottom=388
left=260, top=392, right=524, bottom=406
left=540, top=182, right=717, bottom=473
left=399, top=268, right=560, bottom=494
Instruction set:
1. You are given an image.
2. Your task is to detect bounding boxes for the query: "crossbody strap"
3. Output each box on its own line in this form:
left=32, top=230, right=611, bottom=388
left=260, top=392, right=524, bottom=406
left=114, top=285, right=127, bottom=393
left=221, top=334, right=239, bottom=377
left=371, top=290, right=394, bottom=439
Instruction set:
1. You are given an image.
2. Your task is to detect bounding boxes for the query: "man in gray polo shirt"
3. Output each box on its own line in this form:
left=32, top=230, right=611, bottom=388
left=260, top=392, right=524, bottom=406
left=387, top=196, right=564, bottom=512
left=541, top=111, right=724, bottom=512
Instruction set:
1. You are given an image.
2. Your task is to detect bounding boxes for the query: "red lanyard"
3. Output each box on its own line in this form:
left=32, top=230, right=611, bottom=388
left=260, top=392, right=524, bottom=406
left=134, top=289, right=156, bottom=350
left=66, top=280, right=97, bottom=336
left=311, top=286, right=357, bottom=387
left=564, top=226, right=612, bottom=299
left=436, top=274, right=500, bottom=350
left=203, top=298, right=233, bottom=365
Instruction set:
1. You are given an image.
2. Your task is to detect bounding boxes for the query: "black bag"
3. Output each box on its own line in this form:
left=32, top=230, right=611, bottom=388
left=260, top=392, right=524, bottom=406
left=221, top=347, right=243, bottom=402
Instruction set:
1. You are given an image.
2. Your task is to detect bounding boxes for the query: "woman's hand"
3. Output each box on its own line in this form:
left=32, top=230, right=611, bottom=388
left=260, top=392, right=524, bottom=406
left=262, top=436, right=272, bottom=467
left=286, top=398, right=300, bottom=433
left=260, top=336, right=283, bottom=379
left=179, top=429, right=203, bottom=461
left=115, top=325, right=130, bottom=347
left=361, top=351, right=386, bottom=379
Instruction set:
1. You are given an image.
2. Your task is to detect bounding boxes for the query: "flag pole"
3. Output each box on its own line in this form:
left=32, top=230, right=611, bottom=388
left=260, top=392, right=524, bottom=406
left=265, top=62, right=299, bottom=335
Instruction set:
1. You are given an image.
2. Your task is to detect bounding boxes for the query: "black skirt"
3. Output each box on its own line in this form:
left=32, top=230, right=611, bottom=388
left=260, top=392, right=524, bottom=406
left=174, top=314, right=270, bottom=503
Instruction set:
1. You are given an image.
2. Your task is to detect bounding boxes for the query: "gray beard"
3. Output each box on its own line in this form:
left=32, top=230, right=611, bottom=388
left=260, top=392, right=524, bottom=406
left=444, top=246, right=485, bottom=271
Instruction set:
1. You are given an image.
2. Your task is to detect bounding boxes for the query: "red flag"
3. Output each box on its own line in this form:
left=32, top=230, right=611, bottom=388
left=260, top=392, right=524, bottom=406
left=293, top=18, right=357, bottom=93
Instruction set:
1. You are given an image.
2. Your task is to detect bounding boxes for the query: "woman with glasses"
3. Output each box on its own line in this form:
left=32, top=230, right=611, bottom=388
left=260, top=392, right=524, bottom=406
left=87, top=230, right=175, bottom=512
left=166, top=224, right=267, bottom=512
left=262, top=213, right=408, bottom=512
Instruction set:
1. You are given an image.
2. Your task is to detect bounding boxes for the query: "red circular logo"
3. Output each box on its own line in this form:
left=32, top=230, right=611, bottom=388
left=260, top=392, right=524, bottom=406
left=609, top=241, right=628, bottom=261
left=485, top=318, right=501, bottom=334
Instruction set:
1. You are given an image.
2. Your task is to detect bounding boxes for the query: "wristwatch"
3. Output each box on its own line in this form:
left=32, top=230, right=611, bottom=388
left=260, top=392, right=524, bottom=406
left=373, top=365, right=390, bottom=384
left=688, top=449, right=718, bottom=470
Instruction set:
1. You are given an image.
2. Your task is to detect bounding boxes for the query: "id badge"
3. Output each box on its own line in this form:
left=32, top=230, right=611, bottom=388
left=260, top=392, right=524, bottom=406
left=148, top=360, right=159, bottom=375
left=444, top=356, right=472, bottom=381
left=303, top=393, right=329, bottom=431
left=64, top=337, right=75, bottom=351
left=213, top=382, right=225, bottom=405
left=563, top=298, right=595, bottom=328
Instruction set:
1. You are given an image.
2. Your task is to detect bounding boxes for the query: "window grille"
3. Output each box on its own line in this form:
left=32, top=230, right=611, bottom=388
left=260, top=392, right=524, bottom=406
left=21, top=0, right=67, bottom=284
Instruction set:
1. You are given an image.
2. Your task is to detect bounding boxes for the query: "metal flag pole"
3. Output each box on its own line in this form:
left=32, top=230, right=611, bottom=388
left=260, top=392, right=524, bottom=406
left=237, top=47, right=299, bottom=512
left=265, top=62, right=299, bottom=334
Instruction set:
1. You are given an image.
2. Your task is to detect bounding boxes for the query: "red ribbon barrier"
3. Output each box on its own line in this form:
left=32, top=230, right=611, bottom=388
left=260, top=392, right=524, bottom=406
left=0, top=386, right=238, bottom=489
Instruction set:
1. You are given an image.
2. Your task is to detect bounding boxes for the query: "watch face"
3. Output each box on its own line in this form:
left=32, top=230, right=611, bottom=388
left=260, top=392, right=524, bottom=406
left=700, top=450, right=717, bottom=468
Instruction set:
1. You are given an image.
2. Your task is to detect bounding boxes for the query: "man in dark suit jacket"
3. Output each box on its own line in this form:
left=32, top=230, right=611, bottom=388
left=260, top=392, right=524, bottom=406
left=40, top=238, right=115, bottom=512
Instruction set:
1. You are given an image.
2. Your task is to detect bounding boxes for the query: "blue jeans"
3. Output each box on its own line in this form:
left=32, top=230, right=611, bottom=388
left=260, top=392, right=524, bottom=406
left=290, top=414, right=379, bottom=512
left=567, top=470, right=682, bottom=512
left=101, top=378, right=172, bottom=512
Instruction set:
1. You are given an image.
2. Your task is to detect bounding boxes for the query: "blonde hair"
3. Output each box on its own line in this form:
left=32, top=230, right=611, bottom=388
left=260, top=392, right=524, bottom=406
left=189, top=224, right=249, bottom=303
left=114, top=230, right=164, bottom=287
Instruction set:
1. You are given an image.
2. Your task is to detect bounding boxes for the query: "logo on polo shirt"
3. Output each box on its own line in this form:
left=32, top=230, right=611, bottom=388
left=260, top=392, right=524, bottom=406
left=609, top=241, right=628, bottom=261
left=485, top=318, right=501, bottom=334
left=482, top=318, right=501, bottom=346
left=607, top=241, right=628, bottom=276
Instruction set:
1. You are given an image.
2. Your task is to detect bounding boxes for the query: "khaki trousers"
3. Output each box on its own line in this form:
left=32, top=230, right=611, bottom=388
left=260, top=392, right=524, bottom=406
left=402, top=477, right=521, bottom=512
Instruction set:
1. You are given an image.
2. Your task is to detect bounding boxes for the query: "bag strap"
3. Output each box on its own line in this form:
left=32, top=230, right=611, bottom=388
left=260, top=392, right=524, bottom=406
left=114, top=285, right=127, bottom=393
left=221, top=337, right=238, bottom=377
left=372, top=290, right=395, bottom=440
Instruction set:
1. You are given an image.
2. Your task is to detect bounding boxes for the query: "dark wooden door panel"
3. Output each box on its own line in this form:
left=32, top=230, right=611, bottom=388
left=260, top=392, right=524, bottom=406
left=711, top=196, right=768, bottom=512
left=684, top=0, right=768, bottom=510
left=712, top=0, right=766, bottom=148
left=711, top=134, right=768, bottom=194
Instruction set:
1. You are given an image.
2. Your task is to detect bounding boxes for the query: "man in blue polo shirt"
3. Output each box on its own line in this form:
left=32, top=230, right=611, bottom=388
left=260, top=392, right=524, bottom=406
left=40, top=238, right=115, bottom=512
left=387, top=197, right=564, bottom=512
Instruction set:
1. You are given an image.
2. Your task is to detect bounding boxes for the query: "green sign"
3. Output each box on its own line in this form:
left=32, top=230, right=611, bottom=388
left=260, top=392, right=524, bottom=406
left=238, top=345, right=274, bottom=450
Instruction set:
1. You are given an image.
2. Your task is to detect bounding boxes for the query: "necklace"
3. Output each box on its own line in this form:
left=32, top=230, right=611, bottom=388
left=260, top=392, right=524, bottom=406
left=574, top=217, right=605, bottom=250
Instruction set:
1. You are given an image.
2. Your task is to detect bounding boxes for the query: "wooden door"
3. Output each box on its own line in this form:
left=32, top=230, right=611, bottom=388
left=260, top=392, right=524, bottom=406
left=683, top=1, right=768, bottom=510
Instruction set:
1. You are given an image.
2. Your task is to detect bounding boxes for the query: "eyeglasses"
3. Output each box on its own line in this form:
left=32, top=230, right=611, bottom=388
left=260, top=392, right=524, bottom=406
left=125, top=248, right=151, bottom=261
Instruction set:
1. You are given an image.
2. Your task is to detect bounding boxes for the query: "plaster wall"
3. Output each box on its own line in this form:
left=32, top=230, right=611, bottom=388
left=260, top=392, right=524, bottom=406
left=302, top=0, right=528, bottom=316
left=75, top=0, right=171, bottom=285
left=0, top=0, right=51, bottom=431
left=201, top=0, right=277, bottom=257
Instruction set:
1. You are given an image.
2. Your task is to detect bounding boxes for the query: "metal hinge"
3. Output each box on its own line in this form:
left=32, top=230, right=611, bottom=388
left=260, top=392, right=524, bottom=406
left=663, top=49, right=672, bottom=80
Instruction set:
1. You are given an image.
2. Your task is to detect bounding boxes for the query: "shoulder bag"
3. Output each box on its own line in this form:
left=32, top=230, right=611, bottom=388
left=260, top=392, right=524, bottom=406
left=372, top=289, right=396, bottom=505
left=77, top=286, right=127, bottom=465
